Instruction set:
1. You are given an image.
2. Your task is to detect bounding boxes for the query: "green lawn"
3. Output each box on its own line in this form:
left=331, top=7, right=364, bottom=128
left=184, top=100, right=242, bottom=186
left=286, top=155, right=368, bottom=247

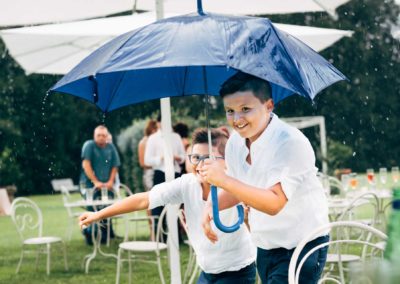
left=0, top=194, right=192, bottom=284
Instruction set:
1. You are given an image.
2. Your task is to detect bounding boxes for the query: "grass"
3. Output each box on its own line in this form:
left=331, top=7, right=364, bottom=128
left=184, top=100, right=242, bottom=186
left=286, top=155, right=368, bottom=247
left=0, top=194, right=191, bottom=284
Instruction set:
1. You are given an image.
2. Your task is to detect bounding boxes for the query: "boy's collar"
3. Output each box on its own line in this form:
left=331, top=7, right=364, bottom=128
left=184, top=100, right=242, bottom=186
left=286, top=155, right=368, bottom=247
left=250, top=112, right=278, bottom=149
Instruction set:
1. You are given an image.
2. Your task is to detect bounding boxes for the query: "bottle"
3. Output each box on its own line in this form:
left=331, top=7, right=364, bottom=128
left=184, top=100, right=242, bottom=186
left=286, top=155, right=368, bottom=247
left=384, top=187, right=400, bottom=261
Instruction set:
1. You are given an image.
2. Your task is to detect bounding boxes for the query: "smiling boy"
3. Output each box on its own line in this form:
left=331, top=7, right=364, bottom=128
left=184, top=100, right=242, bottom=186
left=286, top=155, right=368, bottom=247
left=200, top=72, right=329, bottom=284
left=79, top=128, right=256, bottom=284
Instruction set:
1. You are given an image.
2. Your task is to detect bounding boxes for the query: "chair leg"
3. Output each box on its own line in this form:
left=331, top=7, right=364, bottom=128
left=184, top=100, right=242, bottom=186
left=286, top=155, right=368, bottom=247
left=107, top=218, right=111, bottom=247
left=67, top=217, right=73, bottom=241
left=61, top=241, right=69, bottom=271
left=16, top=249, right=24, bottom=274
left=157, top=254, right=165, bottom=284
left=35, top=247, right=40, bottom=271
left=128, top=251, right=132, bottom=284
left=115, top=248, right=122, bottom=284
left=46, top=243, right=51, bottom=275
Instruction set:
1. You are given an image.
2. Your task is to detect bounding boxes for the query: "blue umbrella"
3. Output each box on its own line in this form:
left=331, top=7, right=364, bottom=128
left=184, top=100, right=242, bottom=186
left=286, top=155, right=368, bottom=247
left=49, top=2, right=347, bottom=233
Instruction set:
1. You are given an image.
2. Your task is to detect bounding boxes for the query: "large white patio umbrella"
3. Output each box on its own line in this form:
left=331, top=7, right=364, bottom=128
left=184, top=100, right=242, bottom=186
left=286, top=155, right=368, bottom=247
left=0, top=13, right=353, bottom=75
left=135, top=0, right=350, bottom=19
left=0, top=0, right=134, bottom=27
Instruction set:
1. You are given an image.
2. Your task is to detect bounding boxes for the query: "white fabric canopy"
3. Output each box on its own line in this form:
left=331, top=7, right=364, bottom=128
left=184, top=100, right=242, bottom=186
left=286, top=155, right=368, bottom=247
left=135, top=0, right=350, bottom=18
left=0, top=0, right=134, bottom=27
left=0, top=13, right=352, bottom=75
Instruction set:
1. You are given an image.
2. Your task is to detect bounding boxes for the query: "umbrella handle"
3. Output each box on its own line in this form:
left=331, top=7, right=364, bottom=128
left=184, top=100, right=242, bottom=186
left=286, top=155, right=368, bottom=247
left=197, top=0, right=205, bottom=15
left=211, top=185, right=244, bottom=233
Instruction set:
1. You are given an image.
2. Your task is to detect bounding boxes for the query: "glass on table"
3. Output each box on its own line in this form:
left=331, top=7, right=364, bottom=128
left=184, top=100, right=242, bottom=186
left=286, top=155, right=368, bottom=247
left=101, top=187, right=108, bottom=202
left=367, top=168, right=375, bottom=188
left=379, top=167, right=388, bottom=188
left=349, top=173, right=358, bottom=190
left=86, top=187, right=94, bottom=203
left=341, top=174, right=350, bottom=192
left=392, top=167, right=399, bottom=184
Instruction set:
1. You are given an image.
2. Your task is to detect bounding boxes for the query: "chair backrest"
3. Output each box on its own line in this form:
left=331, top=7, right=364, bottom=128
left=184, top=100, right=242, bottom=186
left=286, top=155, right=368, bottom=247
left=117, top=183, right=133, bottom=198
left=51, top=178, right=74, bottom=192
left=288, top=221, right=387, bottom=284
left=155, top=207, right=169, bottom=245
left=10, top=197, right=43, bottom=241
left=328, top=176, right=345, bottom=197
left=336, top=192, right=380, bottom=227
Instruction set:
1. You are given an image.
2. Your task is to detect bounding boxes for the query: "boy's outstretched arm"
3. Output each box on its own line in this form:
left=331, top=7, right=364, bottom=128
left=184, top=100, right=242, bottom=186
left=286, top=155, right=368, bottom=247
left=79, top=192, right=149, bottom=229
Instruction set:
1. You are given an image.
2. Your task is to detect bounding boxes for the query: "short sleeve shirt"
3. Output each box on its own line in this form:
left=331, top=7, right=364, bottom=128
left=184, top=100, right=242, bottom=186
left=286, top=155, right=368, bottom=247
left=80, top=140, right=121, bottom=187
left=148, top=174, right=256, bottom=273
left=225, top=114, right=329, bottom=250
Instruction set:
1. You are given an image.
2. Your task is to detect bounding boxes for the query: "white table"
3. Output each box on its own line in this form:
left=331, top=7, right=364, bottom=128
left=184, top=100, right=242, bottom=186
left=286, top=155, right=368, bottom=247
left=65, top=199, right=119, bottom=273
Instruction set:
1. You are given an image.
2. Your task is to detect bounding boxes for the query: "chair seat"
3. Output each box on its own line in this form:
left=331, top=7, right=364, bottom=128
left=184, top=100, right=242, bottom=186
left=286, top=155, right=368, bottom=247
left=24, top=236, right=62, bottom=245
left=326, top=253, right=360, bottom=263
left=119, top=241, right=168, bottom=252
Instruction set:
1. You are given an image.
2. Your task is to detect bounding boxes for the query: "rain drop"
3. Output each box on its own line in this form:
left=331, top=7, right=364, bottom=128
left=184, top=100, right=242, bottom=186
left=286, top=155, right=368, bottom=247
left=352, top=152, right=357, bottom=157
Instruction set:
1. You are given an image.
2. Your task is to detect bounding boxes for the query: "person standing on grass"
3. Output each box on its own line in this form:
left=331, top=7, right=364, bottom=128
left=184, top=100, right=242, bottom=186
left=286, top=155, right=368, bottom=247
left=200, top=72, right=329, bottom=284
left=79, top=128, right=257, bottom=284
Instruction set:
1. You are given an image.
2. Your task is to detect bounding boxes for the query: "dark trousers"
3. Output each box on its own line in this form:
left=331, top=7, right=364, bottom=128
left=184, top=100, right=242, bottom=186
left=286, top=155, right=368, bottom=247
left=197, top=262, right=257, bottom=284
left=151, top=170, right=181, bottom=241
left=256, top=235, right=329, bottom=284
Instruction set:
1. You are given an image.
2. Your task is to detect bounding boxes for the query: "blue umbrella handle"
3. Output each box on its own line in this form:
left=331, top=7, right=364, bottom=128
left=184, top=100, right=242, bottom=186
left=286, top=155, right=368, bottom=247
left=211, top=185, right=244, bottom=233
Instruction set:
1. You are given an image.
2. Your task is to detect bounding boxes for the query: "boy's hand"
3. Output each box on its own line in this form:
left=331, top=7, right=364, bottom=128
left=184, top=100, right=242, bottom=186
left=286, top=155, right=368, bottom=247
left=199, top=158, right=226, bottom=188
left=201, top=202, right=218, bottom=243
left=79, top=212, right=99, bottom=229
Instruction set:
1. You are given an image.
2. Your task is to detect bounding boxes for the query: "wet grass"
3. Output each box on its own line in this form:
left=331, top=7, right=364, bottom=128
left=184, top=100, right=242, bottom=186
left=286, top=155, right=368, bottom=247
left=0, top=194, right=192, bottom=284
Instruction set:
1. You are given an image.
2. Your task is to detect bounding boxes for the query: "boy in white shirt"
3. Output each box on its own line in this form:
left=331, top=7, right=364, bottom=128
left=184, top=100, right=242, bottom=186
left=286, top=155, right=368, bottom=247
left=79, top=128, right=256, bottom=284
left=200, top=72, right=329, bottom=284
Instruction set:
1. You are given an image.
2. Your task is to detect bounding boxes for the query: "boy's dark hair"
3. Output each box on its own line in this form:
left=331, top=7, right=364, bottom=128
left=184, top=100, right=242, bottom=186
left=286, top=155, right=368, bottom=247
left=192, top=128, right=229, bottom=157
left=173, top=122, right=189, bottom=138
left=219, top=72, right=272, bottom=103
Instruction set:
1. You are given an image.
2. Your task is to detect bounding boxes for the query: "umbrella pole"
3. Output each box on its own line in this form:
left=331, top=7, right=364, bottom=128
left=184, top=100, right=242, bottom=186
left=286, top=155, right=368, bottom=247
left=202, top=67, right=244, bottom=233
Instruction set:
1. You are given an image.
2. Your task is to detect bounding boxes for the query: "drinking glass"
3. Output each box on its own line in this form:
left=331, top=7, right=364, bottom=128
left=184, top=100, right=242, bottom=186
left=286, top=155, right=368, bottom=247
left=341, top=174, right=350, bottom=192
left=86, top=187, right=94, bottom=203
left=366, top=168, right=375, bottom=188
left=379, top=167, right=387, bottom=188
left=349, top=173, right=358, bottom=190
left=392, top=167, right=399, bottom=184
left=101, top=187, right=108, bottom=202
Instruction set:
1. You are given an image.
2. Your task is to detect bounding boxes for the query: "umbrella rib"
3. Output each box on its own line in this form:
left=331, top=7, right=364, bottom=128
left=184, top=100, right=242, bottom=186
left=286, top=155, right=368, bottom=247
left=103, top=71, right=127, bottom=112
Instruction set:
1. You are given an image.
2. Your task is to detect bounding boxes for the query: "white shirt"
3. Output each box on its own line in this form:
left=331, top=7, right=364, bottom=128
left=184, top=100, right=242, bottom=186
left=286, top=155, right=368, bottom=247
left=225, top=114, right=329, bottom=250
left=144, top=129, right=186, bottom=174
left=148, top=174, right=256, bottom=273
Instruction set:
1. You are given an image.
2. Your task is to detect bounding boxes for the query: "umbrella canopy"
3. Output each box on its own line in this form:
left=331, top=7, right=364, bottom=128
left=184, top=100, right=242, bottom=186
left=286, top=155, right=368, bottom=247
left=0, top=0, right=134, bottom=27
left=49, top=13, right=347, bottom=112
left=0, top=13, right=352, bottom=75
left=136, top=0, right=350, bottom=18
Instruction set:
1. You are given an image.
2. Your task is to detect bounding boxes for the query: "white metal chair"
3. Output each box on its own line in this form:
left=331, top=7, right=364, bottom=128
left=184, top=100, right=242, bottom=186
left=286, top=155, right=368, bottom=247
left=10, top=197, right=68, bottom=275
left=115, top=207, right=168, bottom=284
left=60, top=186, right=84, bottom=241
left=50, top=178, right=79, bottom=193
left=178, top=209, right=200, bottom=284
left=288, top=221, right=387, bottom=284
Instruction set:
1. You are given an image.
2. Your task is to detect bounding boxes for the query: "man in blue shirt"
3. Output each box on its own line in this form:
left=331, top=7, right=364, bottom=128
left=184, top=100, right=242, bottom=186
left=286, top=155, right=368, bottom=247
left=80, top=125, right=121, bottom=244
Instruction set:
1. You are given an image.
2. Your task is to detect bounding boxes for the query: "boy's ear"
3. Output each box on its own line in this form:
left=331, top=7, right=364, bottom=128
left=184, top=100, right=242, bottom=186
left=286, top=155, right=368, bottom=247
left=265, top=99, right=274, bottom=112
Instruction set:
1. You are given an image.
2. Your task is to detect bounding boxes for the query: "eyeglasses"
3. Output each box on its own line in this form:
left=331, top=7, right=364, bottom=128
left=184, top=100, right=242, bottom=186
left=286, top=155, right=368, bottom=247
left=188, top=154, right=224, bottom=165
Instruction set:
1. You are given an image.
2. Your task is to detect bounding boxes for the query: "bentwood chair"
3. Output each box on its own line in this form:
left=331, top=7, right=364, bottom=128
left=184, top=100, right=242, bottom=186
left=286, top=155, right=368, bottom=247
left=115, top=207, right=168, bottom=284
left=288, top=221, right=387, bottom=284
left=10, top=197, right=68, bottom=275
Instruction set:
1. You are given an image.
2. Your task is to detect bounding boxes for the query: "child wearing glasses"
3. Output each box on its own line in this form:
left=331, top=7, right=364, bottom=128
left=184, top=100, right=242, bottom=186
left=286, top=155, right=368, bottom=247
left=200, top=72, right=329, bottom=284
left=79, top=128, right=256, bottom=284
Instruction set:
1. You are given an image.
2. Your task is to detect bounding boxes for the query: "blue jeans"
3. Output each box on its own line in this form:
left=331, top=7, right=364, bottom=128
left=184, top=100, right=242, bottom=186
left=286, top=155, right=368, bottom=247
left=256, top=235, right=329, bottom=284
left=197, top=262, right=256, bottom=284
